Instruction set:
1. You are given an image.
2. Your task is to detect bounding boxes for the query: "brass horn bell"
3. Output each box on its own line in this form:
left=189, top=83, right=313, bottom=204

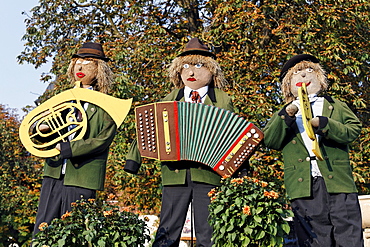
left=19, top=81, right=132, bottom=158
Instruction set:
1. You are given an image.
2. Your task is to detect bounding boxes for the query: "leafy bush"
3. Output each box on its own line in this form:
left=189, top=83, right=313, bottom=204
left=0, top=105, right=43, bottom=247
left=32, top=199, right=150, bottom=247
left=208, top=176, right=292, bottom=247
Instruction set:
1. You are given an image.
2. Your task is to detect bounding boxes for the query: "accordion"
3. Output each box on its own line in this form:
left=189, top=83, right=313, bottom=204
left=135, top=101, right=264, bottom=177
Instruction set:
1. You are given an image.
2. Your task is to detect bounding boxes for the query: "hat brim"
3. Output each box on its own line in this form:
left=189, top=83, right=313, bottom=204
left=178, top=49, right=216, bottom=59
left=72, top=53, right=110, bottom=62
left=280, top=54, right=319, bottom=81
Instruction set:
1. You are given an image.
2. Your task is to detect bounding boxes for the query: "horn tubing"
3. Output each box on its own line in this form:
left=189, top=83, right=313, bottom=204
left=19, top=82, right=132, bottom=157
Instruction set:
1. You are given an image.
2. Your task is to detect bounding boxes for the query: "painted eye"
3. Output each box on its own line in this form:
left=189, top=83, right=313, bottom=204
left=194, top=63, right=203, bottom=68
left=82, top=60, right=91, bottom=65
left=306, top=68, right=313, bottom=72
left=183, top=64, right=190, bottom=69
left=293, top=70, right=300, bottom=74
left=76, top=60, right=82, bottom=64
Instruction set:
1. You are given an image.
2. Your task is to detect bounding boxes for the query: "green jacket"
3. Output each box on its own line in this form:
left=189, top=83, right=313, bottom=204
left=43, top=103, right=117, bottom=191
left=263, top=96, right=361, bottom=199
left=125, top=87, right=233, bottom=186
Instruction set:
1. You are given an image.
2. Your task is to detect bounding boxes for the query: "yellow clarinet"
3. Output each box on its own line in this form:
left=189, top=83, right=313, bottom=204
left=298, top=83, right=324, bottom=161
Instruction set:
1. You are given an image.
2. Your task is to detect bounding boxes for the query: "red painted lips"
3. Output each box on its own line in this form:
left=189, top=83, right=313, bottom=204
left=76, top=72, right=85, bottom=78
left=187, top=78, right=196, bottom=81
left=296, top=81, right=311, bottom=87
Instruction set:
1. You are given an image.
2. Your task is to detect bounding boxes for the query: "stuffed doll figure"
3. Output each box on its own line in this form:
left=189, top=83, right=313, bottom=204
left=125, top=38, right=233, bottom=247
left=264, top=54, right=363, bottom=246
left=33, top=42, right=117, bottom=237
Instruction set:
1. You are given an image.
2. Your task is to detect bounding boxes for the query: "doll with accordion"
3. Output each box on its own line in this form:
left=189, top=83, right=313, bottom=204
left=125, top=38, right=263, bottom=247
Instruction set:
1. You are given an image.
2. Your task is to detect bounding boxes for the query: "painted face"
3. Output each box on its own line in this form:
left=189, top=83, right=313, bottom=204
left=290, top=65, right=322, bottom=97
left=180, top=63, right=213, bottom=90
left=73, top=58, right=98, bottom=87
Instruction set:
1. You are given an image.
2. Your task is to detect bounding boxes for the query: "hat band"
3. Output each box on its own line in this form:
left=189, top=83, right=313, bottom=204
left=77, top=48, right=105, bottom=57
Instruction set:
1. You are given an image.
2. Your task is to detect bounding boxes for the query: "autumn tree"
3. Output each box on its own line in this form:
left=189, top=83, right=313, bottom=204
left=0, top=105, right=43, bottom=246
left=15, top=0, right=370, bottom=221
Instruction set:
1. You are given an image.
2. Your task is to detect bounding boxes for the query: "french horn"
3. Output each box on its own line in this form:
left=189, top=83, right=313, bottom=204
left=298, top=82, right=323, bottom=161
left=19, top=81, right=132, bottom=158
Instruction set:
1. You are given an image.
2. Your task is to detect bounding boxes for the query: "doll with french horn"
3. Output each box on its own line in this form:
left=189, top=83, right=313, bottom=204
left=23, top=42, right=132, bottom=237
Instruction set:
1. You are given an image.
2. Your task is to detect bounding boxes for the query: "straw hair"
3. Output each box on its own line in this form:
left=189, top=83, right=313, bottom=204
left=67, top=57, right=114, bottom=94
left=168, top=55, right=226, bottom=89
left=281, top=61, right=328, bottom=103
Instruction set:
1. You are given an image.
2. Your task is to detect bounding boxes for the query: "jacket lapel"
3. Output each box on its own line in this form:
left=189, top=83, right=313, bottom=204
left=321, top=96, right=334, bottom=118
left=86, top=103, right=97, bottom=121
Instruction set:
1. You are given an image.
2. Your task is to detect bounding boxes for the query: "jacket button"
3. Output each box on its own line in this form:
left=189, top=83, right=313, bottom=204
left=328, top=106, right=333, bottom=110
left=198, top=166, right=202, bottom=170
left=175, top=169, right=179, bottom=173
left=298, top=159, right=303, bottom=162
left=281, top=115, right=285, bottom=120
left=328, top=175, right=333, bottom=179
left=298, top=178, right=303, bottom=182
left=306, top=157, right=311, bottom=162
left=324, top=156, right=329, bottom=160
left=291, top=140, right=297, bottom=144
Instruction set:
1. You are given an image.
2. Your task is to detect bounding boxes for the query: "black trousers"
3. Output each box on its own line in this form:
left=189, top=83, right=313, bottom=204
left=291, top=176, right=363, bottom=247
left=152, top=170, right=215, bottom=247
left=33, top=176, right=96, bottom=236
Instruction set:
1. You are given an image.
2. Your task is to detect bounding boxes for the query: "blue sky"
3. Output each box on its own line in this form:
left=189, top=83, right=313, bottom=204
left=0, top=0, right=50, bottom=118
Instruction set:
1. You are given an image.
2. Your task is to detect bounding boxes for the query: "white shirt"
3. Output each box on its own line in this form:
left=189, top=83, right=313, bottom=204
left=62, top=86, right=92, bottom=174
left=184, top=85, right=208, bottom=103
left=292, top=94, right=324, bottom=177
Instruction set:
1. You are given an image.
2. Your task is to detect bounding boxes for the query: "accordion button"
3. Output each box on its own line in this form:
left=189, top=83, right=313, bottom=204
left=219, top=165, right=225, bottom=171
left=247, top=133, right=252, bottom=137
left=251, top=128, right=256, bottom=134
left=254, top=134, right=259, bottom=138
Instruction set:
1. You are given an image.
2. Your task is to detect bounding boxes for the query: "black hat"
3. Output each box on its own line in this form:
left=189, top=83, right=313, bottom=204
left=280, top=54, right=319, bottom=81
left=72, top=42, right=110, bottom=62
left=178, top=38, right=216, bottom=59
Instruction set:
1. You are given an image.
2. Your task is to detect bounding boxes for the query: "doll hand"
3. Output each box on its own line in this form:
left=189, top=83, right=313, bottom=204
left=286, top=103, right=298, bottom=117
left=39, top=124, right=50, bottom=133
left=55, top=143, right=61, bottom=151
left=311, top=117, right=320, bottom=127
